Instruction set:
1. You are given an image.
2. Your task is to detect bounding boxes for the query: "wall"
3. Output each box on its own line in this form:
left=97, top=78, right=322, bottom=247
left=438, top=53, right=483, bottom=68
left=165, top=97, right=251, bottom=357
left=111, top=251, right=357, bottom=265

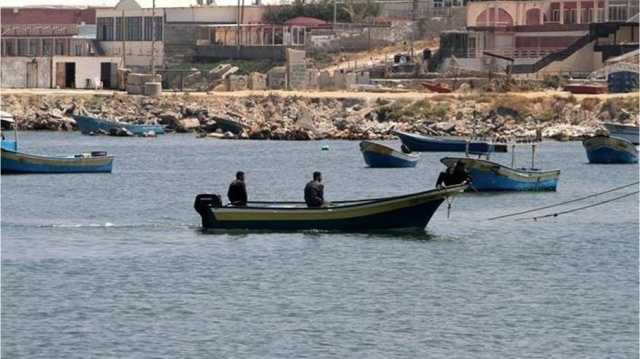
left=1, top=56, right=122, bottom=89
left=51, top=56, right=122, bottom=89
left=195, top=45, right=290, bottom=60
left=165, top=6, right=264, bottom=23
left=1, top=57, right=51, bottom=88
left=539, top=41, right=603, bottom=74
left=99, top=42, right=163, bottom=69
left=467, top=1, right=547, bottom=27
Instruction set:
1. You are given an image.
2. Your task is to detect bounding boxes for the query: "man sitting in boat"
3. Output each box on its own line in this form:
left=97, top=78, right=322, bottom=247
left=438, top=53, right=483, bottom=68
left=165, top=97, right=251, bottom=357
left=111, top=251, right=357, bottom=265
left=227, top=171, right=248, bottom=206
left=305, top=171, right=327, bottom=208
left=436, top=161, right=470, bottom=188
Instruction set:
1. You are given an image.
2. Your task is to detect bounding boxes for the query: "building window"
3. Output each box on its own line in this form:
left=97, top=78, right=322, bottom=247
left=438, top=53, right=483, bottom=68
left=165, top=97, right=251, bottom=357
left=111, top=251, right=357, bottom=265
left=564, top=8, right=577, bottom=24
left=609, top=5, right=627, bottom=21
left=116, top=17, right=124, bottom=41
left=433, top=0, right=443, bottom=8
left=97, top=17, right=114, bottom=41
left=143, top=17, right=163, bottom=41
left=54, top=39, right=65, bottom=55
left=43, top=39, right=53, bottom=55
left=551, top=9, right=560, bottom=22
left=126, top=17, right=143, bottom=41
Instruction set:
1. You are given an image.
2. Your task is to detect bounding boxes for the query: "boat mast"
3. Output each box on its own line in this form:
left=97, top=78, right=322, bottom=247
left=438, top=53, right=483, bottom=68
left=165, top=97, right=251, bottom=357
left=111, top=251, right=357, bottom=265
left=531, top=143, right=536, bottom=169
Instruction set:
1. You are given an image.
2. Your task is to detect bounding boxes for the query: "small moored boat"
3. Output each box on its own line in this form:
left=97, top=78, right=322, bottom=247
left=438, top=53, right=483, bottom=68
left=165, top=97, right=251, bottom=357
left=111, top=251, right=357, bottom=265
left=359, top=140, right=418, bottom=168
left=1, top=112, right=113, bottom=174
left=441, top=143, right=561, bottom=191
left=603, top=122, right=639, bottom=145
left=1, top=149, right=113, bottom=174
left=441, top=157, right=560, bottom=191
left=194, top=185, right=466, bottom=232
left=395, top=131, right=507, bottom=153
left=73, top=114, right=165, bottom=136
left=582, top=136, right=638, bottom=164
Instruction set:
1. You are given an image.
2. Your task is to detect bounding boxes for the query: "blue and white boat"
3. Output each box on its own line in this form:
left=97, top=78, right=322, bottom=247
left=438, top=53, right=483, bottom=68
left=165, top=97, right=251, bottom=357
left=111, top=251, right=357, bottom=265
left=359, top=141, right=418, bottom=168
left=582, top=136, right=638, bottom=164
left=1, top=112, right=113, bottom=174
left=440, top=157, right=560, bottom=191
left=394, top=131, right=507, bottom=153
left=603, top=122, right=639, bottom=145
left=73, top=114, right=165, bottom=136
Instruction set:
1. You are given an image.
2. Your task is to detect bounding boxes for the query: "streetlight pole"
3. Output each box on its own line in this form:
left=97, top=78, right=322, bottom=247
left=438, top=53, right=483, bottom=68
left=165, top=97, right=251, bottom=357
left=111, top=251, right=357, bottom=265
left=150, top=0, right=156, bottom=77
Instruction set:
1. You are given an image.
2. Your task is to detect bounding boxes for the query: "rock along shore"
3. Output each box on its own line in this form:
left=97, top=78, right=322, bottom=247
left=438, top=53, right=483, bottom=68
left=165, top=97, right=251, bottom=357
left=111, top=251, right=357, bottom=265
left=1, top=92, right=638, bottom=141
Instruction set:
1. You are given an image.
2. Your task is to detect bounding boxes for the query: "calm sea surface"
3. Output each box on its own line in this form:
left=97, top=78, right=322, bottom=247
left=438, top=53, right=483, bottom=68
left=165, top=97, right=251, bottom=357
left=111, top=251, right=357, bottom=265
left=2, top=131, right=639, bottom=358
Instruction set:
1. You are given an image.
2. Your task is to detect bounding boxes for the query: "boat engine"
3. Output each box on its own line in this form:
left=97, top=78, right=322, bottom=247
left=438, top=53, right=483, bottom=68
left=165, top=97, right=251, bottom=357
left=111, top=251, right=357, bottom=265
left=194, top=194, right=222, bottom=216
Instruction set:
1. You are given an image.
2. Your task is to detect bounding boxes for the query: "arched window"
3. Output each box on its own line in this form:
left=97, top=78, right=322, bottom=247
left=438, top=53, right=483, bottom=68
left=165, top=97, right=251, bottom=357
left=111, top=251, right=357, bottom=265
left=526, top=8, right=542, bottom=25
left=476, top=8, right=514, bottom=27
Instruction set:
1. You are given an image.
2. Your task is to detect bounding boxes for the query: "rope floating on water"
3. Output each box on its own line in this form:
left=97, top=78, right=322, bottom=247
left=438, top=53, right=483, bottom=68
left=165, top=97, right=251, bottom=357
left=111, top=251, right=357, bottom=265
left=518, top=190, right=639, bottom=221
left=487, top=181, right=639, bottom=221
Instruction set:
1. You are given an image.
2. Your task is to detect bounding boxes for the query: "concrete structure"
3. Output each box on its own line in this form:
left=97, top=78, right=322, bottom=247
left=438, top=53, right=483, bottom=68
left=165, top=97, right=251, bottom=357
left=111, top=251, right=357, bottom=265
left=96, top=0, right=267, bottom=70
left=434, top=0, right=638, bottom=76
left=286, top=48, right=307, bottom=90
left=0, top=6, right=122, bottom=89
left=1, top=56, right=122, bottom=89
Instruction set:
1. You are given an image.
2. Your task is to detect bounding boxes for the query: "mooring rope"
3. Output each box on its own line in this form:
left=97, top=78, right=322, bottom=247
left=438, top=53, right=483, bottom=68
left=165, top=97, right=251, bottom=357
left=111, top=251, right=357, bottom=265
left=487, top=181, right=640, bottom=221
left=516, top=190, right=639, bottom=221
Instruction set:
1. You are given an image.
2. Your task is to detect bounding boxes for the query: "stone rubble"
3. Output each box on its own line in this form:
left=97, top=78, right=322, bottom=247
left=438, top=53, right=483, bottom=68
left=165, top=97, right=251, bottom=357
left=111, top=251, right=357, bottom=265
left=1, top=93, right=638, bottom=141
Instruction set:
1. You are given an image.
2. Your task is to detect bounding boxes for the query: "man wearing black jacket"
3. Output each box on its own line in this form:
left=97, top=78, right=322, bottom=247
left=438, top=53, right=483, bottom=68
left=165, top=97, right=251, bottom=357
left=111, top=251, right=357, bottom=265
left=227, top=171, right=247, bottom=206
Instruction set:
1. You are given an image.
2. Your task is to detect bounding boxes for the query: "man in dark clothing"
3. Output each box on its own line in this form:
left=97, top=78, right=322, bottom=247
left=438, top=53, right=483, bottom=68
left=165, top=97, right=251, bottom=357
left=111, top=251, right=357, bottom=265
left=227, top=171, right=248, bottom=206
left=304, top=171, right=326, bottom=208
left=436, top=161, right=471, bottom=188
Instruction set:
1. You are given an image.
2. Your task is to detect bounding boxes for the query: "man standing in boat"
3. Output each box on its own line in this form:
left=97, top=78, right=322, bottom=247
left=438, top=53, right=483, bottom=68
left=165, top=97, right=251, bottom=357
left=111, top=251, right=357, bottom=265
left=227, top=171, right=248, bottom=206
left=305, top=171, right=327, bottom=208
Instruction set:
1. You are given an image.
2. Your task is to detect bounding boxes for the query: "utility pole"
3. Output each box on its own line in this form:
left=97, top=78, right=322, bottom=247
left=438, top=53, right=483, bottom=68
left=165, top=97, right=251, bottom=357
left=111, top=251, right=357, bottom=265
left=150, top=0, right=156, bottom=77
left=333, top=0, right=337, bottom=24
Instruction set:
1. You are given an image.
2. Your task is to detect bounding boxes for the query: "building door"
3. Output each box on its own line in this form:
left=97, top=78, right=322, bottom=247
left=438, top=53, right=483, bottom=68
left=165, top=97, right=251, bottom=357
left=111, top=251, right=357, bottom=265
left=56, top=62, right=66, bottom=88
left=101, top=62, right=112, bottom=89
left=64, top=62, right=76, bottom=88
left=26, top=61, right=38, bottom=88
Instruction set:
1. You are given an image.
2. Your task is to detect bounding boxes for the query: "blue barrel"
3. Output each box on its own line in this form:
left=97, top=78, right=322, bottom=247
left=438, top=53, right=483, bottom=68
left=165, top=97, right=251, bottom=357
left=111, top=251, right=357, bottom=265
left=608, top=71, right=639, bottom=93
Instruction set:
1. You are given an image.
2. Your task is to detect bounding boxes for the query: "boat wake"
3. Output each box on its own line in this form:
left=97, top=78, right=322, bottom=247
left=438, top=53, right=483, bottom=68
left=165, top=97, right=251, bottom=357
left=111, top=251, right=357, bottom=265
left=2, top=222, right=199, bottom=230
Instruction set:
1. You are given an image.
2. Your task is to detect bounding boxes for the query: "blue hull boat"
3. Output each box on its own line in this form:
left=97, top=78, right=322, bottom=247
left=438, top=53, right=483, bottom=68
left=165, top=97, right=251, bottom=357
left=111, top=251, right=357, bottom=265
left=1, top=148, right=113, bottom=174
left=360, top=141, right=418, bottom=168
left=583, top=136, right=638, bottom=164
left=441, top=157, right=560, bottom=191
left=73, top=115, right=165, bottom=136
left=194, top=185, right=466, bottom=232
left=395, top=131, right=507, bottom=153
left=603, top=123, right=639, bottom=145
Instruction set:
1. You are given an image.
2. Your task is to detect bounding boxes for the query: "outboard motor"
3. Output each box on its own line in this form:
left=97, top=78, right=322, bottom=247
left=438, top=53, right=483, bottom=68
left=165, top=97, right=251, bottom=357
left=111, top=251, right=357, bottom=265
left=194, top=194, right=222, bottom=217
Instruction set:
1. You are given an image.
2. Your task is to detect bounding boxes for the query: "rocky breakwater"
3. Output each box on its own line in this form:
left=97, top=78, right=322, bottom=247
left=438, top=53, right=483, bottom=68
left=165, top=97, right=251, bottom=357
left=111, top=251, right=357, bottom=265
left=1, top=92, right=638, bottom=141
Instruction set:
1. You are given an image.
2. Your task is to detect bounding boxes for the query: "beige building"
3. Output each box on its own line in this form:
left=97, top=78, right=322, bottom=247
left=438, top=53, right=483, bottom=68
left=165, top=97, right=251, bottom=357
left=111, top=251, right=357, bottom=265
left=95, top=0, right=266, bottom=70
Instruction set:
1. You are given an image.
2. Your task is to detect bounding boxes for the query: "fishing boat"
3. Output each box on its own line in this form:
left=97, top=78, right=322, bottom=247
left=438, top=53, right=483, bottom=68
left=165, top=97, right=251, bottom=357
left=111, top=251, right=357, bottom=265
left=73, top=114, right=165, bottom=136
left=194, top=185, right=466, bottom=232
left=440, top=157, right=560, bottom=191
left=582, top=136, right=638, bottom=164
left=394, top=131, right=508, bottom=153
left=603, top=122, right=639, bottom=145
left=359, top=140, right=418, bottom=168
left=1, top=112, right=113, bottom=174
left=441, top=141, right=560, bottom=191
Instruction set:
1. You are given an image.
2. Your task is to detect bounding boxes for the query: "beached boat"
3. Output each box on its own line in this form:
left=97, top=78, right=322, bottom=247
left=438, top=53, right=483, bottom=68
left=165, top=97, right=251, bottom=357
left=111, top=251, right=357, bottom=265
left=440, top=157, right=560, bottom=191
left=422, top=81, right=452, bottom=93
left=603, top=122, right=639, bottom=145
left=563, top=83, right=608, bottom=94
left=73, top=114, right=165, bottom=136
left=394, top=131, right=508, bottom=153
left=194, top=185, right=466, bottom=232
left=1, top=112, right=113, bottom=174
left=582, top=136, right=638, bottom=164
left=359, top=140, right=418, bottom=168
